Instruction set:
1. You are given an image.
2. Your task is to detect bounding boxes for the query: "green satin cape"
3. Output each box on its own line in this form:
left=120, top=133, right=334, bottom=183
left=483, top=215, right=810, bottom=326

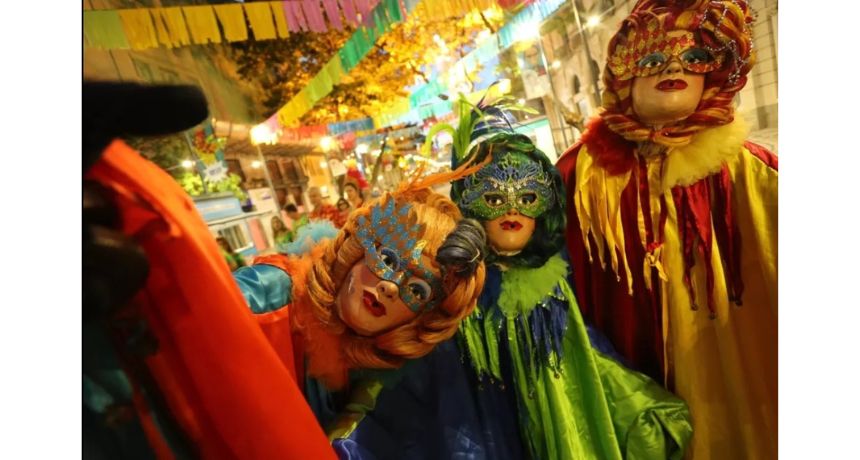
left=459, top=255, right=692, bottom=459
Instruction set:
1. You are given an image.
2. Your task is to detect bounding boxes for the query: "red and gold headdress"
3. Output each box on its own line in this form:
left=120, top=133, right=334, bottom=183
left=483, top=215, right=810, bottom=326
left=601, top=0, right=755, bottom=147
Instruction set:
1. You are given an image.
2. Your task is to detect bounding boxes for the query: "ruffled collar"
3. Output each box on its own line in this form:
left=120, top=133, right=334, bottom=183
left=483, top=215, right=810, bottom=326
left=659, top=116, right=748, bottom=191
left=582, top=116, right=749, bottom=191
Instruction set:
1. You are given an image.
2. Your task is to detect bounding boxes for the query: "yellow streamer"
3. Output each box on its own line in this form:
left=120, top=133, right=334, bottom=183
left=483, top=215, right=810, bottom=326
left=574, top=145, right=635, bottom=295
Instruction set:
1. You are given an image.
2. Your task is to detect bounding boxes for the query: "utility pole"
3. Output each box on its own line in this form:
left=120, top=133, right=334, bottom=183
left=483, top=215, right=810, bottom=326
left=532, top=32, right=570, bottom=149
left=571, top=0, right=603, bottom=107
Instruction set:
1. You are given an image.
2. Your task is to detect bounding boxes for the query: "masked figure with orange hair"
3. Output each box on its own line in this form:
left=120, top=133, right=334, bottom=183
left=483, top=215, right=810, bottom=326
left=231, top=170, right=488, bottom=451
left=556, top=0, right=777, bottom=457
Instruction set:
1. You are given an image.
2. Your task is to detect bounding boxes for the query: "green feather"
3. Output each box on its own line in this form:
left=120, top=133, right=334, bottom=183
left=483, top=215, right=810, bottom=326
left=498, top=254, right=570, bottom=318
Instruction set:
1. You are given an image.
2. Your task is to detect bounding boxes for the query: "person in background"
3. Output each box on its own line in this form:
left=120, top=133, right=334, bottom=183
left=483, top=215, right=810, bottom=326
left=284, top=203, right=310, bottom=239
left=271, top=216, right=291, bottom=246
left=216, top=236, right=246, bottom=272
left=308, top=186, right=346, bottom=228
left=343, top=178, right=365, bottom=209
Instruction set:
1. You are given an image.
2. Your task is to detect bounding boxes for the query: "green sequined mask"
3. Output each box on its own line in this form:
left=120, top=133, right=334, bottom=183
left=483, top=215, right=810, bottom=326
left=459, top=151, right=554, bottom=221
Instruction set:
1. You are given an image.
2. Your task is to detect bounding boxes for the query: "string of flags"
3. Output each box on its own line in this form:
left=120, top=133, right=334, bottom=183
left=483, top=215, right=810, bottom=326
left=83, top=0, right=389, bottom=50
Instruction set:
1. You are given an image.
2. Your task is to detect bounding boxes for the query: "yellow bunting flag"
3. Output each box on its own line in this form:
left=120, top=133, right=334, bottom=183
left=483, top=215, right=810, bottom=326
left=213, top=4, right=249, bottom=42
left=182, top=5, right=222, bottom=44
left=158, top=7, right=191, bottom=47
left=244, top=2, right=277, bottom=41
left=150, top=9, right=174, bottom=48
left=269, top=1, right=290, bottom=38
left=118, top=9, right=159, bottom=50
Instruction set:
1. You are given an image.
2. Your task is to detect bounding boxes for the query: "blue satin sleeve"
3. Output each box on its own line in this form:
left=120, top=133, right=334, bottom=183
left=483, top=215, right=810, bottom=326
left=233, top=264, right=293, bottom=313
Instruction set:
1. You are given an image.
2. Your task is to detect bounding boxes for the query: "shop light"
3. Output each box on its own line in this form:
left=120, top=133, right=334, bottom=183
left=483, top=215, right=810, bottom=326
left=497, top=78, right=511, bottom=94
left=552, top=60, right=562, bottom=69
left=251, top=160, right=262, bottom=169
left=320, top=136, right=335, bottom=152
left=516, top=20, right=541, bottom=42
left=320, top=160, right=328, bottom=168
left=356, top=143, right=369, bottom=155
left=586, top=16, right=600, bottom=28
left=181, top=160, right=194, bottom=169
left=250, top=123, right=277, bottom=145
left=518, top=98, right=526, bottom=105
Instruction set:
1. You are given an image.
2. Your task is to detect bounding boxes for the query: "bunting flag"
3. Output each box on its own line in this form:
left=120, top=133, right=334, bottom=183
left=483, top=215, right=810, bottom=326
left=270, top=2, right=291, bottom=38
left=155, top=7, right=191, bottom=48
left=370, top=0, right=565, bottom=129
left=302, top=0, right=328, bottom=33
left=182, top=5, right=222, bottom=45
left=283, top=1, right=309, bottom=32
left=118, top=9, right=159, bottom=50
left=322, top=0, right=344, bottom=30
left=244, top=2, right=278, bottom=41
left=213, top=4, right=249, bottom=42
left=328, top=118, right=375, bottom=135
left=83, top=10, right=130, bottom=50
left=339, top=0, right=359, bottom=26
left=84, top=0, right=516, bottom=51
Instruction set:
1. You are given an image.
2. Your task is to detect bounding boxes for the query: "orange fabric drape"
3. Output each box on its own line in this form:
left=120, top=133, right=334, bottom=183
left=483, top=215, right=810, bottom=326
left=87, top=140, right=336, bottom=459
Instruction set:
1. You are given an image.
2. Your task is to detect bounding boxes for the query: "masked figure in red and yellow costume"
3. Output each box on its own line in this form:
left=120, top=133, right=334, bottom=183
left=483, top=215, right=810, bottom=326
left=556, top=0, right=777, bottom=458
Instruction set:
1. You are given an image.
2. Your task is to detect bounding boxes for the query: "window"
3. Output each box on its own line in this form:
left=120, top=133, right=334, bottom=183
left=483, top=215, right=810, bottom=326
left=267, top=160, right=284, bottom=184
left=217, top=224, right=250, bottom=252
left=282, top=159, right=300, bottom=182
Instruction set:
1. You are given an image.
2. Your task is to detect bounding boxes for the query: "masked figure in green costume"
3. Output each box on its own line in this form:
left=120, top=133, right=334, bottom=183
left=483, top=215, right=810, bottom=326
left=449, top=103, right=693, bottom=459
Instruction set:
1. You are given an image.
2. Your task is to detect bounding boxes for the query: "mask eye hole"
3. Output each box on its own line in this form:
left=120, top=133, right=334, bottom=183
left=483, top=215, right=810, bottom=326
left=484, top=193, right=506, bottom=207
left=406, top=278, right=432, bottom=303
left=518, top=193, right=537, bottom=206
left=637, top=52, right=666, bottom=70
left=379, top=247, right=401, bottom=271
left=680, top=48, right=713, bottom=66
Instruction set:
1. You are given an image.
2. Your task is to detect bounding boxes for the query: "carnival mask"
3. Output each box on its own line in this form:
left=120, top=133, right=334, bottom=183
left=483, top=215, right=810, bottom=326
left=609, top=19, right=724, bottom=81
left=459, top=151, right=554, bottom=221
left=355, top=197, right=443, bottom=313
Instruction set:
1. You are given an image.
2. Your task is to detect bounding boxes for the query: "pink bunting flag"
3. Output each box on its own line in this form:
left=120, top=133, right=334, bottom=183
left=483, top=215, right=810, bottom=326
left=302, top=1, right=328, bottom=33
left=354, top=0, right=370, bottom=22
left=339, top=0, right=358, bottom=25
left=282, top=1, right=309, bottom=32
left=321, top=0, right=343, bottom=30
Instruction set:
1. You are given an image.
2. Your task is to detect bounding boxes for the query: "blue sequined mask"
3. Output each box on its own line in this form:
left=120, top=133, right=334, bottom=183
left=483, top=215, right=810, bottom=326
left=355, top=196, right=443, bottom=313
left=459, top=151, right=554, bottom=221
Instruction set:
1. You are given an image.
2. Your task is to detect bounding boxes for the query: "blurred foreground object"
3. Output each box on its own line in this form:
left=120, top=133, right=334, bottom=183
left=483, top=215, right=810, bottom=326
left=83, top=81, right=335, bottom=459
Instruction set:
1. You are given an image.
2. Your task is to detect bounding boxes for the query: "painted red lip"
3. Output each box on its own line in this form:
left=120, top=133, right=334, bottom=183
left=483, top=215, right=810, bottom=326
left=500, top=220, right=523, bottom=231
left=656, top=79, right=688, bottom=91
left=362, top=290, right=386, bottom=317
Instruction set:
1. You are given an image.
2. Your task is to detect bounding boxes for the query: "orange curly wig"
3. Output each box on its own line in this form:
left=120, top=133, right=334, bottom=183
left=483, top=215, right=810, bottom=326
left=293, top=161, right=489, bottom=389
left=600, top=0, right=755, bottom=147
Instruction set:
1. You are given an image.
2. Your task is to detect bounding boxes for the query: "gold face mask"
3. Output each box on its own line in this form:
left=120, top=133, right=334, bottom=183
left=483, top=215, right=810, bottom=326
left=609, top=19, right=724, bottom=81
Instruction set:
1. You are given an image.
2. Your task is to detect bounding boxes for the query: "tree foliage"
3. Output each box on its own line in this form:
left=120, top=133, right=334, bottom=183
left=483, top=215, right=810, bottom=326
left=223, top=9, right=504, bottom=125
